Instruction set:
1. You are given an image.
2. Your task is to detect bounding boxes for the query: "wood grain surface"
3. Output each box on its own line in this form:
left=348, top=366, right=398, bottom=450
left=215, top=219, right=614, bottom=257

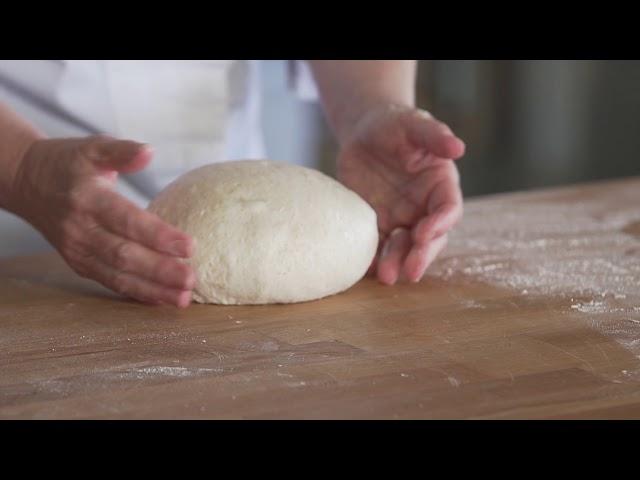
left=2, top=177, right=640, bottom=419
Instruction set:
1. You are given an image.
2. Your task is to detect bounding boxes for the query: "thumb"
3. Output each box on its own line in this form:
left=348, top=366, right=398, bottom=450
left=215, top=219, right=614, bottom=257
left=84, top=136, right=153, bottom=174
left=404, top=112, right=466, bottom=169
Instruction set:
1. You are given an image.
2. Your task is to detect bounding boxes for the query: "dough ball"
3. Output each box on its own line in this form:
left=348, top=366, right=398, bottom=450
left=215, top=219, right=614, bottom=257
left=147, top=160, right=378, bottom=305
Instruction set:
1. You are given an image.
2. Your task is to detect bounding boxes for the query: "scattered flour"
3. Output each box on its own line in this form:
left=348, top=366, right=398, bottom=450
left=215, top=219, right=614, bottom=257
left=429, top=181, right=640, bottom=361
left=447, top=376, right=461, bottom=388
left=432, top=185, right=640, bottom=299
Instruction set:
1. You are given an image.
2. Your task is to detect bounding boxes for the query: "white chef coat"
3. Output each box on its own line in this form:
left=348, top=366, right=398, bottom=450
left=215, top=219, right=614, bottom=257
left=0, top=60, right=318, bottom=199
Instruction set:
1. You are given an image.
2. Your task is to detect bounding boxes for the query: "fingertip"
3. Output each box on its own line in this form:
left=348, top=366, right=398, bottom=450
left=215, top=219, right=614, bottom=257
left=136, top=143, right=154, bottom=161
left=119, top=143, right=153, bottom=173
left=408, top=264, right=426, bottom=283
left=405, top=235, right=449, bottom=284
left=139, top=143, right=154, bottom=156
left=443, top=135, right=466, bottom=159
left=404, top=252, right=424, bottom=283
left=404, top=252, right=429, bottom=284
left=176, top=290, right=192, bottom=309
left=377, top=262, right=399, bottom=285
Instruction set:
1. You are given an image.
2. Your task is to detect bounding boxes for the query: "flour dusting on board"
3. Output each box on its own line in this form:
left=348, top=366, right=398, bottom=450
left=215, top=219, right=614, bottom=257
left=429, top=180, right=640, bottom=358
left=126, top=366, right=222, bottom=378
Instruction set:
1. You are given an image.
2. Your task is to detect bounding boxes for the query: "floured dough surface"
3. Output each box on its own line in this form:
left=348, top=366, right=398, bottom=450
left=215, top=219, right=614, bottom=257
left=148, top=160, right=378, bottom=305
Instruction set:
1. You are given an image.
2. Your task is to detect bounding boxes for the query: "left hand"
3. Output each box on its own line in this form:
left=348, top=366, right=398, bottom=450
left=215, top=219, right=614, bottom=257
left=337, top=104, right=466, bottom=285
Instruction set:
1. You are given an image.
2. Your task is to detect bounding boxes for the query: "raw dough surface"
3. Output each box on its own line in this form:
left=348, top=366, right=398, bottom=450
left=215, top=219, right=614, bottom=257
left=148, top=160, right=378, bottom=304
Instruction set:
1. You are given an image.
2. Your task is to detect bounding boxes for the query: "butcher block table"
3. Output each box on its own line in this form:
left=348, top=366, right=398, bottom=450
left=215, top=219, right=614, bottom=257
left=2, top=176, right=640, bottom=419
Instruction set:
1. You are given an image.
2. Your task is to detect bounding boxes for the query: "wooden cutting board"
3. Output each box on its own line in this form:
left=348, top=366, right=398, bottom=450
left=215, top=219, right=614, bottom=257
left=2, top=176, right=640, bottom=419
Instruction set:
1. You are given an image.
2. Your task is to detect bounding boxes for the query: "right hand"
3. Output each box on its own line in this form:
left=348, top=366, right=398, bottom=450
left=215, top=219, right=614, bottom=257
left=7, top=135, right=196, bottom=308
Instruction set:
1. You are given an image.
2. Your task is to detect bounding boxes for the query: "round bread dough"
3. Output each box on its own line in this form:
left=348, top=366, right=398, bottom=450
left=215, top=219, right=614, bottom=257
left=147, top=160, right=378, bottom=305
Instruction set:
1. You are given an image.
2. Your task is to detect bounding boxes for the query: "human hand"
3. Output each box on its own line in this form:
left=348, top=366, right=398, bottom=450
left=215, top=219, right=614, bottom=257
left=337, top=105, right=465, bottom=284
left=8, top=136, right=196, bottom=307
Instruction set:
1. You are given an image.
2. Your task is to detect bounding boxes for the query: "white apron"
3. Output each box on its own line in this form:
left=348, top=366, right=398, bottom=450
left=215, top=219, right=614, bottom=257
left=104, top=60, right=265, bottom=197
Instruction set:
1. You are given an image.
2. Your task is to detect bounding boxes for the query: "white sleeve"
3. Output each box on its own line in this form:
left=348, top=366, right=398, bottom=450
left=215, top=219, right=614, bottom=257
left=287, top=60, right=319, bottom=102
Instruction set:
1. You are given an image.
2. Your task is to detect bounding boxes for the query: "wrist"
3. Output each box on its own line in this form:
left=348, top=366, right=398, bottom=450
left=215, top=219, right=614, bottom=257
left=309, top=60, right=417, bottom=146
left=0, top=130, right=44, bottom=213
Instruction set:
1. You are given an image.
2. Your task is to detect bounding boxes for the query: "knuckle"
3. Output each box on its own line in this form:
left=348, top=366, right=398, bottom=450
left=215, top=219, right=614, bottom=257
left=67, top=186, right=91, bottom=212
left=78, top=140, right=98, bottom=158
left=154, top=258, right=173, bottom=278
left=111, top=272, right=130, bottom=296
left=62, top=247, right=92, bottom=275
left=59, top=217, right=77, bottom=241
left=62, top=248, right=92, bottom=277
left=67, top=196, right=84, bottom=214
left=83, top=222, right=102, bottom=240
left=58, top=234, right=81, bottom=261
left=123, top=212, right=140, bottom=238
left=58, top=224, right=91, bottom=256
left=69, top=261, right=90, bottom=279
left=79, top=135, right=108, bottom=160
left=112, top=242, right=133, bottom=271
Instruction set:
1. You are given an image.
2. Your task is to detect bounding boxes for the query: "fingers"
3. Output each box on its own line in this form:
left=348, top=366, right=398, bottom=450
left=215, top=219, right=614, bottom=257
left=377, top=228, right=412, bottom=285
left=73, top=137, right=193, bottom=257
left=89, top=190, right=194, bottom=257
left=402, top=234, right=449, bottom=283
left=412, top=201, right=463, bottom=245
left=79, top=255, right=192, bottom=308
left=405, top=112, right=466, bottom=167
left=88, top=227, right=196, bottom=290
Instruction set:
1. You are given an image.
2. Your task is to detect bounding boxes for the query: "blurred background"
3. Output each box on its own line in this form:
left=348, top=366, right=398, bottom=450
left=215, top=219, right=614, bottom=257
left=264, top=60, right=640, bottom=197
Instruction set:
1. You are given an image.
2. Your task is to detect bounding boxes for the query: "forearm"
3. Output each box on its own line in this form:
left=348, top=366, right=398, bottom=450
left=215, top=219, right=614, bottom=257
left=0, top=102, right=45, bottom=210
left=308, top=60, right=416, bottom=143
